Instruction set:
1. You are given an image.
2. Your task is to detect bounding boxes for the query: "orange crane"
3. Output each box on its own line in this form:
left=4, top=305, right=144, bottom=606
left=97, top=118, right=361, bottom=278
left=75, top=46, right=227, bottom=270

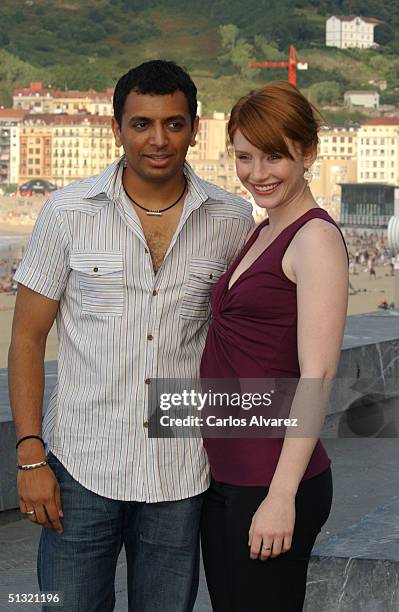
left=251, top=45, right=308, bottom=87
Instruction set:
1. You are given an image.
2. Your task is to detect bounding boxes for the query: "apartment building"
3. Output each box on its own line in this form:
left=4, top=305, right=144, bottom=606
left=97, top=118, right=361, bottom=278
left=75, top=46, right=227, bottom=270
left=357, top=118, right=399, bottom=185
left=15, top=114, right=120, bottom=186
left=189, top=153, right=244, bottom=195
left=19, top=117, right=53, bottom=184
left=13, top=82, right=113, bottom=116
left=187, top=112, right=228, bottom=162
left=0, top=110, right=26, bottom=188
left=311, top=126, right=358, bottom=211
left=51, top=115, right=119, bottom=185
left=326, top=15, right=382, bottom=49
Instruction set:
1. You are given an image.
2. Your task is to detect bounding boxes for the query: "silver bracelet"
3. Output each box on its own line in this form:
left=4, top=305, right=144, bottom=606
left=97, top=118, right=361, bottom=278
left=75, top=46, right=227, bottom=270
left=17, top=459, right=48, bottom=471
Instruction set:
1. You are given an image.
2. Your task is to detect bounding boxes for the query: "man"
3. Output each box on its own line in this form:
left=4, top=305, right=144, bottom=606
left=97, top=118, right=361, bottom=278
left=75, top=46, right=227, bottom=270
left=9, top=60, right=253, bottom=611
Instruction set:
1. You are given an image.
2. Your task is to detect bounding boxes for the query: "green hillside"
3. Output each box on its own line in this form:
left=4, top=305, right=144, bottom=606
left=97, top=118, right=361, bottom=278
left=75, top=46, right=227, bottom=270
left=0, top=0, right=398, bottom=120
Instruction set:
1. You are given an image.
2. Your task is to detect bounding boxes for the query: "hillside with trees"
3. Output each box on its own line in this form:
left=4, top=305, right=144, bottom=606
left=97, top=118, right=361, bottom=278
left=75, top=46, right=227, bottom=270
left=0, top=0, right=398, bottom=122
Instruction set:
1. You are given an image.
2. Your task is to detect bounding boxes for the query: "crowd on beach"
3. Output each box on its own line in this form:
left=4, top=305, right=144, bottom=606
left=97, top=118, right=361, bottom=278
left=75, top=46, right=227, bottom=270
left=343, top=228, right=397, bottom=275
left=342, top=228, right=398, bottom=309
left=0, top=256, right=19, bottom=294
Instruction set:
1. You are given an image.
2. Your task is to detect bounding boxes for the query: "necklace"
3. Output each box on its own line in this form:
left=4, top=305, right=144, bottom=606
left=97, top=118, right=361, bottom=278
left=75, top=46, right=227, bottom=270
left=125, top=178, right=187, bottom=217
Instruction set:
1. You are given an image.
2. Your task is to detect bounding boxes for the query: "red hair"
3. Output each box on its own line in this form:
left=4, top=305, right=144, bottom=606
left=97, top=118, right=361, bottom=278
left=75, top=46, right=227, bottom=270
left=228, top=81, right=321, bottom=160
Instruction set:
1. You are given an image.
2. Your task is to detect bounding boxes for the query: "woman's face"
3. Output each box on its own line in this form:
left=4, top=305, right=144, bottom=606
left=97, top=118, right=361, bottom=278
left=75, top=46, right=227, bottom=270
left=233, top=129, right=315, bottom=211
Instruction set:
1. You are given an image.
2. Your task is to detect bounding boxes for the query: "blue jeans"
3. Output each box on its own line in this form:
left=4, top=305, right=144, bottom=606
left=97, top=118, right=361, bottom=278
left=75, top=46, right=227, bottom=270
left=38, top=453, right=203, bottom=611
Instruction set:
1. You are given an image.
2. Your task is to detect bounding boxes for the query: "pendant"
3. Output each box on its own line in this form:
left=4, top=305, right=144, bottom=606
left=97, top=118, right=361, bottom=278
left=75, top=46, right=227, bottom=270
left=146, top=210, right=162, bottom=217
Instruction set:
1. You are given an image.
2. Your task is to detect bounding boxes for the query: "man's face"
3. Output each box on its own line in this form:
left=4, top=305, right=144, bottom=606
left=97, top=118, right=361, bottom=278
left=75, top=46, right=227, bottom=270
left=112, top=90, right=198, bottom=184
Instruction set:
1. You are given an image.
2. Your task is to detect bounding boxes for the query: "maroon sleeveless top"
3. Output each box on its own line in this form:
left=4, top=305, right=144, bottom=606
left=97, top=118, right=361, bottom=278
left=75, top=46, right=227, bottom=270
left=200, top=208, right=342, bottom=486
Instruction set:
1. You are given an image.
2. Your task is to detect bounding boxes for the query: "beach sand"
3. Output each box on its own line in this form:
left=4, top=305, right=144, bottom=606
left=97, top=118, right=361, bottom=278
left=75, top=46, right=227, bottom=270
left=0, top=265, right=395, bottom=368
left=347, top=265, right=395, bottom=315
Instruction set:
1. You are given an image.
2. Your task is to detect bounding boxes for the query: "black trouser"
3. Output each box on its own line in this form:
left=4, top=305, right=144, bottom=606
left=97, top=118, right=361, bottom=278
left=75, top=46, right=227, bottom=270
left=201, top=467, right=332, bottom=612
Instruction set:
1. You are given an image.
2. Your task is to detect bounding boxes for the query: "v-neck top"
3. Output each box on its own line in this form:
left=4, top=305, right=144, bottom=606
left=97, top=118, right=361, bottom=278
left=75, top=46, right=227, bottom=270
left=200, top=208, right=343, bottom=486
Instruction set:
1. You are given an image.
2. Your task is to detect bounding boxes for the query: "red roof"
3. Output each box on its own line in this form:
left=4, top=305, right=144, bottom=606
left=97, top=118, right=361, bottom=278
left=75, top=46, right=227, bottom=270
left=13, top=83, right=113, bottom=101
left=331, top=15, right=383, bottom=25
left=364, top=117, right=399, bottom=126
left=0, top=108, right=27, bottom=120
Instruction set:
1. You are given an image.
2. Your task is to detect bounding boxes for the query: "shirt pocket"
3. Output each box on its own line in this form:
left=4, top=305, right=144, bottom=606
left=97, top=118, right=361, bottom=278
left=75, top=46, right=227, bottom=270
left=70, top=251, right=124, bottom=317
left=180, top=257, right=227, bottom=320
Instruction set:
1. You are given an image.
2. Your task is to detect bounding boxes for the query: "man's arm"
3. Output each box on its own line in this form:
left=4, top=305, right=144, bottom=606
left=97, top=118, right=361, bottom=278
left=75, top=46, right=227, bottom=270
left=9, top=284, right=63, bottom=532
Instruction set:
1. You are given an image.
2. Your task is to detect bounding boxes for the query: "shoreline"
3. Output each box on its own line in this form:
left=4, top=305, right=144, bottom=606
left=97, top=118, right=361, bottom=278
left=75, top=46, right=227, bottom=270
left=0, top=223, right=34, bottom=236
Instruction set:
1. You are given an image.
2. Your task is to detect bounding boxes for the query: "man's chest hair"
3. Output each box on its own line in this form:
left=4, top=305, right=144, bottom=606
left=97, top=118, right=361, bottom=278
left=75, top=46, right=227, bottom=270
left=145, top=227, right=176, bottom=273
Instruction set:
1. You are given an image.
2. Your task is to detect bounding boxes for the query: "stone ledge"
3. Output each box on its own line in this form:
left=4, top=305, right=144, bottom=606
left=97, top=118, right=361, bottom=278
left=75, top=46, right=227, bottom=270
left=306, top=557, right=399, bottom=612
left=305, top=494, right=399, bottom=612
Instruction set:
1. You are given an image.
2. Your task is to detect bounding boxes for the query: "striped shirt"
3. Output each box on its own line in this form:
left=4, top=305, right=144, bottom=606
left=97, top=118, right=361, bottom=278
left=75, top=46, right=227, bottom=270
left=14, top=156, right=254, bottom=502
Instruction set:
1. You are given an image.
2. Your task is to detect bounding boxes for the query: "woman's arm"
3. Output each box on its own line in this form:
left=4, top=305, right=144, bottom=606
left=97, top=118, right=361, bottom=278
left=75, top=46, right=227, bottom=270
left=248, top=218, right=348, bottom=560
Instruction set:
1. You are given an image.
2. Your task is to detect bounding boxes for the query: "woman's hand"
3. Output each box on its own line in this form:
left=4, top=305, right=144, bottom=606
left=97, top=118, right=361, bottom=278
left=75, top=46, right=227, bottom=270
left=248, top=489, right=296, bottom=560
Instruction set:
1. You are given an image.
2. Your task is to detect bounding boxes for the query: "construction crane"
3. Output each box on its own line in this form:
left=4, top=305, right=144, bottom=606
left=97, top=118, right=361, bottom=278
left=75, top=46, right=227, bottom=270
left=251, top=45, right=308, bottom=87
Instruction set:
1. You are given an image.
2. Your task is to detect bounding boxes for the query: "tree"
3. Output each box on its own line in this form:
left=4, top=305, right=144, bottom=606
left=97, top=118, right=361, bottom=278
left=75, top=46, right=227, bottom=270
left=307, top=81, right=341, bottom=105
left=218, top=24, right=257, bottom=77
left=218, top=24, right=240, bottom=65
left=374, top=24, right=394, bottom=46
left=254, top=35, right=283, bottom=61
left=230, top=39, right=255, bottom=77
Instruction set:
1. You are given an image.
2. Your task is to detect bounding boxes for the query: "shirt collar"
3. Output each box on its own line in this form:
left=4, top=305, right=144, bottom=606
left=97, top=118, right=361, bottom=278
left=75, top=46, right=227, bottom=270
left=82, top=154, right=209, bottom=209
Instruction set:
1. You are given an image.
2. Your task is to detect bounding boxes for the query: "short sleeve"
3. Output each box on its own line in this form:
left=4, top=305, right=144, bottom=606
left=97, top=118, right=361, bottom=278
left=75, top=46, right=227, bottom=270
left=13, top=197, right=70, bottom=300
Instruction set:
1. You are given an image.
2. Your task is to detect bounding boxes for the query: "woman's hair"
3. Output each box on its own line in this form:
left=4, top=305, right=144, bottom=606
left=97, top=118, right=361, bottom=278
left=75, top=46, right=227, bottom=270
left=228, top=81, right=321, bottom=160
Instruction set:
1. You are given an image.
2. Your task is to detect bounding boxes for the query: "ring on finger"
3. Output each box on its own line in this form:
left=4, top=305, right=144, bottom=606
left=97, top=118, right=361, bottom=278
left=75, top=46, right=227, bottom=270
left=24, top=509, right=36, bottom=516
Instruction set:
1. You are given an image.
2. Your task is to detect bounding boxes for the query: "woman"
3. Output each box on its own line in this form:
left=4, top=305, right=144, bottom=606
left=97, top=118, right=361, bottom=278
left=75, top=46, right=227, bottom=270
left=200, top=81, right=348, bottom=611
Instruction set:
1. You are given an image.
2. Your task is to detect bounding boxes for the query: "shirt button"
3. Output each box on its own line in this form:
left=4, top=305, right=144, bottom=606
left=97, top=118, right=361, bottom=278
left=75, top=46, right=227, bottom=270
left=93, top=267, right=98, bottom=272
left=152, top=289, right=158, bottom=296
left=147, top=334, right=154, bottom=341
left=145, top=378, right=151, bottom=385
left=143, top=421, right=149, bottom=428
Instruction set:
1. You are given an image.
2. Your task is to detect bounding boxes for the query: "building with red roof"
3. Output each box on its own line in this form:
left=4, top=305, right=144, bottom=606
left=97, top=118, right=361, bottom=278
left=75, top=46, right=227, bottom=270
left=13, top=83, right=113, bottom=116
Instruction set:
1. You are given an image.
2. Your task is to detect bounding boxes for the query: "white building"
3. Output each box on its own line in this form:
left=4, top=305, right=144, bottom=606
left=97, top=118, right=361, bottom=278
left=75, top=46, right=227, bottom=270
left=0, top=109, right=25, bottom=187
left=326, top=15, right=382, bottom=49
left=13, top=82, right=114, bottom=116
left=187, top=112, right=228, bottom=161
left=357, top=118, right=399, bottom=185
left=344, top=91, right=380, bottom=109
left=311, top=126, right=358, bottom=216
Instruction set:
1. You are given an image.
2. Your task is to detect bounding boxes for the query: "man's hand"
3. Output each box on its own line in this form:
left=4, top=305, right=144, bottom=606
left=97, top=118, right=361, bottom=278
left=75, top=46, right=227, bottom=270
left=18, top=465, right=64, bottom=533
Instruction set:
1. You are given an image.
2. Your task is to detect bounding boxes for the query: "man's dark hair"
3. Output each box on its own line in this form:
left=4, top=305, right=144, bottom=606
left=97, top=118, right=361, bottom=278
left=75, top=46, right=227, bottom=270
left=113, top=60, right=197, bottom=128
